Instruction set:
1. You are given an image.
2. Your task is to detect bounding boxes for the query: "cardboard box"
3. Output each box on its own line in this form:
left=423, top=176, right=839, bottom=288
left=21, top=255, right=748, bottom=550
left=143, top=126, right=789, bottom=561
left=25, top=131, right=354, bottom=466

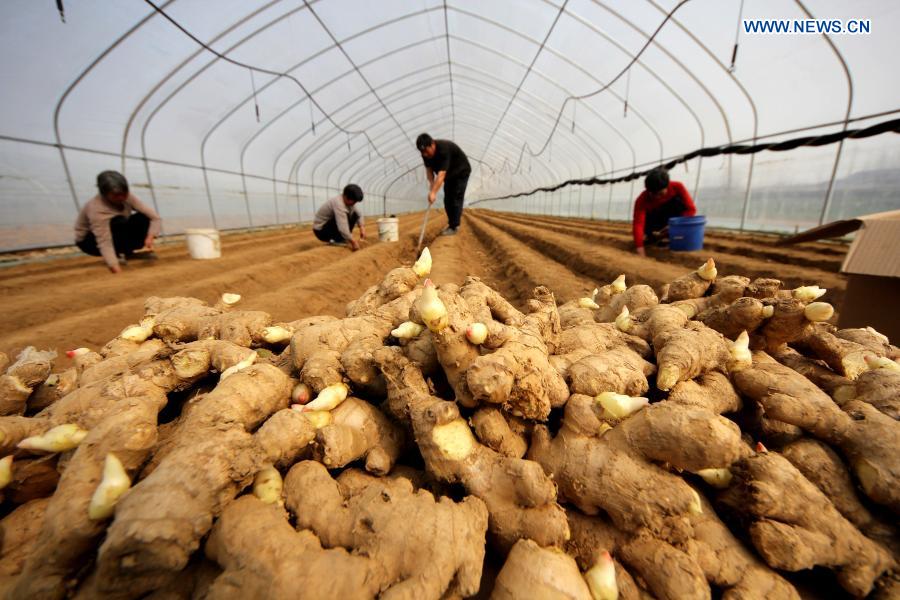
left=780, top=209, right=900, bottom=342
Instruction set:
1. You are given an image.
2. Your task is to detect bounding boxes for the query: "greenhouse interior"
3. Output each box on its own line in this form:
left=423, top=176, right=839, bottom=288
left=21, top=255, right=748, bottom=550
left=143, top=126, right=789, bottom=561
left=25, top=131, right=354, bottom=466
left=0, top=1, right=898, bottom=599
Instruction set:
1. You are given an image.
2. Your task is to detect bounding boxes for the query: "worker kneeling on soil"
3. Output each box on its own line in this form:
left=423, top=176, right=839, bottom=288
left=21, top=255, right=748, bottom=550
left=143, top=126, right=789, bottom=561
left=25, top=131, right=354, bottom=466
left=312, top=184, right=367, bottom=251
left=632, top=167, right=696, bottom=256
left=74, top=170, right=161, bottom=274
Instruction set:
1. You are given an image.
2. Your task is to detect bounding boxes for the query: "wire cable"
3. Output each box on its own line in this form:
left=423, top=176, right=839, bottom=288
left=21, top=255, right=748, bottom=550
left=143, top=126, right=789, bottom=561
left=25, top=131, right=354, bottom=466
left=474, top=115, right=900, bottom=202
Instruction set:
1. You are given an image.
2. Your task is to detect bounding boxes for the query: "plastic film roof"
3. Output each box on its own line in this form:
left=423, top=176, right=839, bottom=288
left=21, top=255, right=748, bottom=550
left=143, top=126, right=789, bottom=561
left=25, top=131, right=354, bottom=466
left=1, top=0, right=899, bottom=249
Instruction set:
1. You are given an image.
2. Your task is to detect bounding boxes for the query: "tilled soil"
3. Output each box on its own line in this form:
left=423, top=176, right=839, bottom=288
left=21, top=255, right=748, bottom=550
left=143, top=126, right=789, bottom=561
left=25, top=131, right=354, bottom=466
left=0, top=209, right=848, bottom=356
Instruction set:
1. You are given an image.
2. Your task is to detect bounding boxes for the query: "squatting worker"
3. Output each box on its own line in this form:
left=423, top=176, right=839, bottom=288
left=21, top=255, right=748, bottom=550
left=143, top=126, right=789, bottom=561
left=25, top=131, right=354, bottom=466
left=312, top=184, right=367, bottom=251
left=417, top=133, right=471, bottom=236
left=74, top=170, right=161, bottom=274
left=632, top=167, right=696, bottom=256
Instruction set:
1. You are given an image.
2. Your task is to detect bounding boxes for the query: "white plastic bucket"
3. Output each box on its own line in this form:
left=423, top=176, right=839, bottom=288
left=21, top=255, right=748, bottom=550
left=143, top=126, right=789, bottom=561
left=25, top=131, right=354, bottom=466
left=377, top=217, right=399, bottom=242
left=185, top=228, right=221, bottom=259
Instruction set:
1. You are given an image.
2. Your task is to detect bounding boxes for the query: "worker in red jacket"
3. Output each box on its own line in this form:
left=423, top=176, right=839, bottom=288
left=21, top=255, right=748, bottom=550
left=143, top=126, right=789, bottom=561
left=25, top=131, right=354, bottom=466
left=632, top=167, right=696, bottom=256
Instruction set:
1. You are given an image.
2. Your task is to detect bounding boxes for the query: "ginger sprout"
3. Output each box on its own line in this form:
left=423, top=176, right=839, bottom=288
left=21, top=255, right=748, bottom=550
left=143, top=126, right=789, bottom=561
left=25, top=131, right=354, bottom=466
left=585, top=550, right=618, bottom=600
left=792, top=285, right=827, bottom=302
left=88, top=453, right=131, bottom=520
left=303, top=383, right=349, bottom=412
left=466, top=323, right=488, bottom=345
left=416, top=279, right=448, bottom=332
left=695, top=467, right=733, bottom=489
left=697, top=258, right=717, bottom=281
left=412, top=247, right=432, bottom=278
left=804, top=302, right=834, bottom=322
left=18, top=424, right=88, bottom=453
left=0, top=455, right=12, bottom=490
left=595, top=392, right=649, bottom=420
left=392, top=322, right=424, bottom=339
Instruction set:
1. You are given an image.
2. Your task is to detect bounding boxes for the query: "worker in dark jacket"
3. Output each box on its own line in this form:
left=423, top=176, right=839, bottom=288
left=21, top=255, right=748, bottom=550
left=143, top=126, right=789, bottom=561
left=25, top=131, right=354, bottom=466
left=312, top=184, right=366, bottom=251
left=417, top=133, right=471, bottom=236
left=632, top=167, right=696, bottom=256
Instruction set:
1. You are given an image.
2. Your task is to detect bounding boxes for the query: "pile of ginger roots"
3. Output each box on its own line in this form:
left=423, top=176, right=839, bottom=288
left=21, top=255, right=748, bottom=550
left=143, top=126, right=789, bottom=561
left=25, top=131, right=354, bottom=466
left=0, top=248, right=898, bottom=600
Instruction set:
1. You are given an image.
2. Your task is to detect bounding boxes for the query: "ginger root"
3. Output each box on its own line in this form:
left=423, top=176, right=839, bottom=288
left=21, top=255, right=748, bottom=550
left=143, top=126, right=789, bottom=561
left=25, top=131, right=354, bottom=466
left=719, top=451, right=893, bottom=597
left=465, top=286, right=569, bottom=419
left=493, top=539, right=593, bottom=600
left=374, top=346, right=569, bottom=551
left=92, top=364, right=310, bottom=597
left=732, top=352, right=900, bottom=512
left=312, top=396, right=405, bottom=475
left=9, top=377, right=166, bottom=600
left=530, top=393, right=744, bottom=536
left=0, top=347, right=56, bottom=416
left=284, top=461, right=488, bottom=599
left=666, top=259, right=718, bottom=302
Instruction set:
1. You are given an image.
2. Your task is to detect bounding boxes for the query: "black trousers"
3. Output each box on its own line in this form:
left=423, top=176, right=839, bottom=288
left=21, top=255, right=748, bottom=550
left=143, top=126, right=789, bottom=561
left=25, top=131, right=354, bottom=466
left=314, top=212, right=358, bottom=242
left=77, top=213, right=150, bottom=257
left=443, top=175, right=469, bottom=229
left=644, top=196, right=689, bottom=244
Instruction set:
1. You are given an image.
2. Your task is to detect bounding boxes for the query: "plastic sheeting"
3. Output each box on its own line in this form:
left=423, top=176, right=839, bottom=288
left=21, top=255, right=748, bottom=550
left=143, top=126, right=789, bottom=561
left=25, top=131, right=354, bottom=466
left=1, top=0, right=899, bottom=250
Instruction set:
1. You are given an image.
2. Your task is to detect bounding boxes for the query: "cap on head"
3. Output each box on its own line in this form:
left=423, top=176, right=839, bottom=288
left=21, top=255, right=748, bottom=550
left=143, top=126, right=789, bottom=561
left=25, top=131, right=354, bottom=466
left=644, top=167, right=669, bottom=193
left=343, top=183, right=363, bottom=203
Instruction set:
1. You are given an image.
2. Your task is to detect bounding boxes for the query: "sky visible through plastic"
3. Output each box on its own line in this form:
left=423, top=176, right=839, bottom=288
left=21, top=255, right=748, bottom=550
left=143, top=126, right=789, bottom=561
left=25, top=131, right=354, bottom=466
left=0, top=0, right=898, bottom=250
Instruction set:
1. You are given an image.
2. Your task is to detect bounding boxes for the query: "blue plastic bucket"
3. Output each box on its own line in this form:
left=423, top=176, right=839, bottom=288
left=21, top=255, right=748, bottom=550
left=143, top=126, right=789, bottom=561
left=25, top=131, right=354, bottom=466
left=668, top=216, right=706, bottom=251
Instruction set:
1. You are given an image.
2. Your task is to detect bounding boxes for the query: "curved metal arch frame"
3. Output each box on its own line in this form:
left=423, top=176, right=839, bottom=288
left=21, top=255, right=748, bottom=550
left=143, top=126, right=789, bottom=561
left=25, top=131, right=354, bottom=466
left=279, top=58, right=610, bottom=203
left=139, top=4, right=448, bottom=226
left=255, top=63, right=444, bottom=225
left=332, top=65, right=625, bottom=206
left=318, top=95, right=581, bottom=203
left=449, top=2, right=701, bottom=178
left=566, top=1, right=725, bottom=196
left=140, top=3, right=674, bottom=208
left=340, top=51, right=648, bottom=204
left=302, top=0, right=413, bottom=145
left=795, top=0, right=853, bottom=227
left=448, top=33, right=665, bottom=172
left=137, top=0, right=731, bottom=219
left=507, top=0, right=693, bottom=169
left=53, top=0, right=177, bottom=212
left=123, top=0, right=282, bottom=173
left=304, top=85, right=579, bottom=208
left=133, top=0, right=434, bottom=204
left=318, top=66, right=623, bottom=201
left=202, top=28, right=626, bottom=202
left=175, top=29, right=605, bottom=218
left=49, top=0, right=857, bottom=230
left=300, top=30, right=663, bottom=201
left=318, top=99, right=590, bottom=207
left=476, top=0, right=569, bottom=162
left=320, top=113, right=558, bottom=211
left=264, top=62, right=446, bottom=203
left=280, top=58, right=611, bottom=203
left=644, top=0, right=759, bottom=223
left=224, top=52, right=450, bottom=225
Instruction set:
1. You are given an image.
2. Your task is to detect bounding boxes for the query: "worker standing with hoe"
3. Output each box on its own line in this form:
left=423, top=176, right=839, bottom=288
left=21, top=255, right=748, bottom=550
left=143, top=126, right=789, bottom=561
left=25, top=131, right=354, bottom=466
left=417, top=133, right=471, bottom=236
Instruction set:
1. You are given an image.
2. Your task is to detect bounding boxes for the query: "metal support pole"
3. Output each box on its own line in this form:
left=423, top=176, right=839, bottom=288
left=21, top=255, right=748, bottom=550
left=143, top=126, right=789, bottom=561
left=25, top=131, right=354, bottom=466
left=201, top=167, right=219, bottom=229
left=738, top=154, right=756, bottom=232
left=818, top=139, right=845, bottom=225
left=607, top=184, right=613, bottom=221
left=141, top=156, right=165, bottom=235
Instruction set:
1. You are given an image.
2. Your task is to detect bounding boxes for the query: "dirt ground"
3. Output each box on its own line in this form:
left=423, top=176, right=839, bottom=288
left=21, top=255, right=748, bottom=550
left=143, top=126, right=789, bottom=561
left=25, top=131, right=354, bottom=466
left=0, top=209, right=847, bottom=357
left=0, top=209, right=859, bottom=599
